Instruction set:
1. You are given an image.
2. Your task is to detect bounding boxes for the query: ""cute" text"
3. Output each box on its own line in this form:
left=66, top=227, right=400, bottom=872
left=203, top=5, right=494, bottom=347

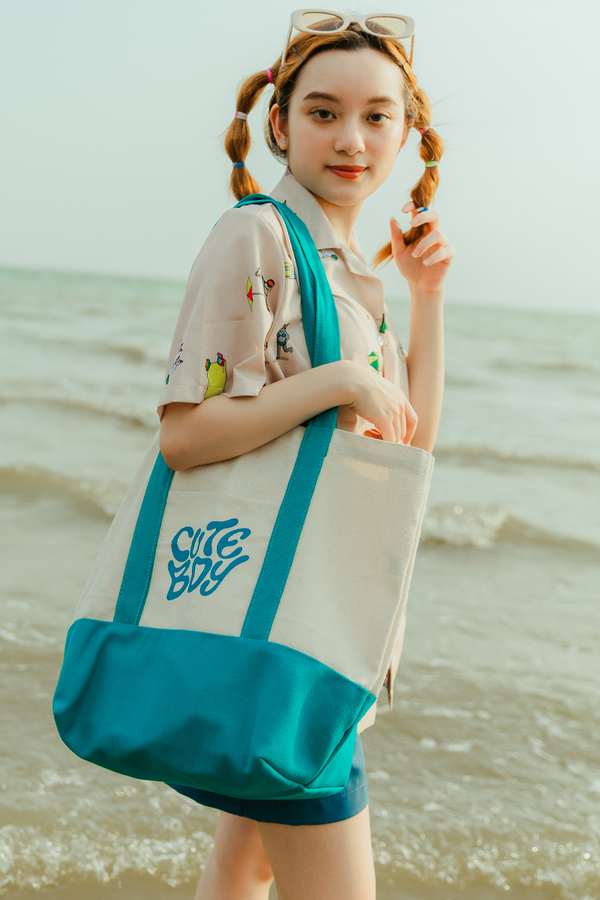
left=166, top=518, right=251, bottom=599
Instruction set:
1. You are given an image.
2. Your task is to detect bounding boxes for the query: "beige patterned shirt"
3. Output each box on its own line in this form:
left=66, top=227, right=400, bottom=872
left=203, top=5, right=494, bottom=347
left=158, top=171, right=410, bottom=730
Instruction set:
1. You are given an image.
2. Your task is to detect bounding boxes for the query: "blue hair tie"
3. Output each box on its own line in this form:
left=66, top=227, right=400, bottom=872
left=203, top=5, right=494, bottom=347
left=233, top=161, right=245, bottom=168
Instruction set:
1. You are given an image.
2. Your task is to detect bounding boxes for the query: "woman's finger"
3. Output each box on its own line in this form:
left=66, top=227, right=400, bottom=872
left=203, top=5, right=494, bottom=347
left=378, top=417, right=397, bottom=443
left=397, top=404, right=406, bottom=444
left=423, top=245, right=455, bottom=266
left=395, top=390, right=410, bottom=443
left=390, top=217, right=406, bottom=252
left=402, top=400, right=419, bottom=445
left=377, top=400, right=402, bottom=444
left=412, top=228, right=445, bottom=258
left=410, top=208, right=439, bottom=229
left=401, top=200, right=416, bottom=214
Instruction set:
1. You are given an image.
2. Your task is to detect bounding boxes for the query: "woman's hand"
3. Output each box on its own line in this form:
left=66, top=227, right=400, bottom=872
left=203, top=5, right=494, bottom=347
left=343, top=362, right=418, bottom=445
left=390, top=202, right=454, bottom=294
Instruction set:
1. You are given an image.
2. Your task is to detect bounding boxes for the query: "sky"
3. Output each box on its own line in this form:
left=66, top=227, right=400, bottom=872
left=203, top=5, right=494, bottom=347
left=1, top=0, right=599, bottom=312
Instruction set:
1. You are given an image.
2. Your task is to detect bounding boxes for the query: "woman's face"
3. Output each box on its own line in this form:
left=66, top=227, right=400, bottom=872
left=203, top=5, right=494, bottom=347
left=271, top=47, right=409, bottom=209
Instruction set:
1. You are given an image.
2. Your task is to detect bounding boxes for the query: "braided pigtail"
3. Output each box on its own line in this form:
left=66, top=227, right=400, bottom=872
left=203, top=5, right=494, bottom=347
left=224, top=69, right=275, bottom=200
left=372, top=83, right=445, bottom=268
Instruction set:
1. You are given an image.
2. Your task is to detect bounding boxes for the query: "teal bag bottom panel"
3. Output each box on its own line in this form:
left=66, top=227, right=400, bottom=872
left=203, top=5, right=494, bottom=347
left=53, top=618, right=376, bottom=801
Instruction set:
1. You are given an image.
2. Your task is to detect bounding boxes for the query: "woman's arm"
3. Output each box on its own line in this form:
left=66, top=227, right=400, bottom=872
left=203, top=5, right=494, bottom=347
left=390, top=203, right=454, bottom=453
left=160, top=359, right=418, bottom=470
left=405, top=287, right=444, bottom=452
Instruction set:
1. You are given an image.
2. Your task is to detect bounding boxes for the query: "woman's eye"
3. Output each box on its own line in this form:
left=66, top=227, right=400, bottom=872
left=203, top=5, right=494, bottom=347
left=310, top=109, right=389, bottom=123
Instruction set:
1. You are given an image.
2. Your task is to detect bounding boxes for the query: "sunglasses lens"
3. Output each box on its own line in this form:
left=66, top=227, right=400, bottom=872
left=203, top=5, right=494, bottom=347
left=300, top=12, right=344, bottom=31
left=364, top=15, right=409, bottom=37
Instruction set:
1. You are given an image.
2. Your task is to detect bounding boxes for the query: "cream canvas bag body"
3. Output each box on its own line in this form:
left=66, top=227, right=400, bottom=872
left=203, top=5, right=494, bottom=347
left=53, top=196, right=434, bottom=801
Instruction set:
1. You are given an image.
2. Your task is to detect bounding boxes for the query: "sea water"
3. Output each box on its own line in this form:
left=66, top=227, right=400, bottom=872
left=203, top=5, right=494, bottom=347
left=0, top=267, right=599, bottom=899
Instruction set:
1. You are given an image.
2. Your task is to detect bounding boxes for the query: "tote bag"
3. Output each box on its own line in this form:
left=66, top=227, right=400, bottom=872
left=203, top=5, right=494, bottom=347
left=53, top=195, right=434, bottom=801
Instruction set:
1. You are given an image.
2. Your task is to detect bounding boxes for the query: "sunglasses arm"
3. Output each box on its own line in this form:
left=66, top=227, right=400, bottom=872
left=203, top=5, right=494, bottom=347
left=409, top=33, right=414, bottom=67
left=281, top=22, right=294, bottom=67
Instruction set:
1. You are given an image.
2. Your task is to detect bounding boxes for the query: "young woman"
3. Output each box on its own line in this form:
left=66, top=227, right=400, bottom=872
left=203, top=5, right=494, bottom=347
left=158, top=12, right=453, bottom=900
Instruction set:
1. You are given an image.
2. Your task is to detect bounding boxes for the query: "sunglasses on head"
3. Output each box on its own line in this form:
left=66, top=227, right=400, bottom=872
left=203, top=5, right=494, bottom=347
left=281, top=9, right=416, bottom=67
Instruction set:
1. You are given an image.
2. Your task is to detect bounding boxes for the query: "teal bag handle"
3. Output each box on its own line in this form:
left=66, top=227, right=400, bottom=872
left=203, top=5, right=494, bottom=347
left=114, top=196, right=342, bottom=639
left=236, top=197, right=341, bottom=380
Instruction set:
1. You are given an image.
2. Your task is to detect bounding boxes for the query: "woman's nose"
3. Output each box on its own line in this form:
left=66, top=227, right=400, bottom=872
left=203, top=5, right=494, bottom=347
left=333, top=121, right=366, bottom=155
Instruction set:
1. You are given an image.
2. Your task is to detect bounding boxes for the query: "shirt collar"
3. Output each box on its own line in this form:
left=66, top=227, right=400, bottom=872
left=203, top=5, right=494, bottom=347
left=269, top=171, right=376, bottom=279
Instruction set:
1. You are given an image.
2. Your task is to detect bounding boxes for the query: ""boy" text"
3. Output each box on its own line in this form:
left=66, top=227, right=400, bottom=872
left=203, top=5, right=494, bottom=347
left=166, top=518, right=251, bottom=599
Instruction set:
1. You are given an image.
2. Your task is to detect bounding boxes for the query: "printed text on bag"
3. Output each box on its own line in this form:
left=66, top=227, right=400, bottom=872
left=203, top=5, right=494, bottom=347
left=167, top=519, right=251, bottom=599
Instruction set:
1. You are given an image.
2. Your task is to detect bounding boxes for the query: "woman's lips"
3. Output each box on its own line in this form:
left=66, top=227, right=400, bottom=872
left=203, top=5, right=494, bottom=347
left=328, top=166, right=367, bottom=180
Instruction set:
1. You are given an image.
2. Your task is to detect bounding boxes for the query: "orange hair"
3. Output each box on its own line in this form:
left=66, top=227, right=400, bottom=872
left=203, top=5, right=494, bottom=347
left=223, top=24, right=443, bottom=267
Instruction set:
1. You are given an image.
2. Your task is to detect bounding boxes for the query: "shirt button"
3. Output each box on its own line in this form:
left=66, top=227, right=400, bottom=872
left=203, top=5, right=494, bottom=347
left=377, top=334, right=384, bottom=346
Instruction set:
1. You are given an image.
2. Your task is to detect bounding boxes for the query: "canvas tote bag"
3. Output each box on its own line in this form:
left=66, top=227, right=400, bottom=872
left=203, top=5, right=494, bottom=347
left=53, top=195, right=434, bottom=801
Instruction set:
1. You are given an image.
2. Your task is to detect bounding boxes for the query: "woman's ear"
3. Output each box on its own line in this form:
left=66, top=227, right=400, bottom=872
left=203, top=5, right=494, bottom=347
left=269, top=104, right=289, bottom=148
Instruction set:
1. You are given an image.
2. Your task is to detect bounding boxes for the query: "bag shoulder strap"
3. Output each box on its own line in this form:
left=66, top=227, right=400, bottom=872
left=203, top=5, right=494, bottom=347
left=235, top=194, right=341, bottom=372
left=114, top=195, right=343, bottom=641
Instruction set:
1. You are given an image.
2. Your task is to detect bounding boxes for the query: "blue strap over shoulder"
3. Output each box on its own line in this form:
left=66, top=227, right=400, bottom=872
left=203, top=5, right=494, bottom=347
left=114, top=194, right=343, bottom=641
left=236, top=196, right=341, bottom=380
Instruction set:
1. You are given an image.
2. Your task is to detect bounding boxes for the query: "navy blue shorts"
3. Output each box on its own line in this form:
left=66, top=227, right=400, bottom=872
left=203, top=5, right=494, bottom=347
left=167, top=735, right=368, bottom=825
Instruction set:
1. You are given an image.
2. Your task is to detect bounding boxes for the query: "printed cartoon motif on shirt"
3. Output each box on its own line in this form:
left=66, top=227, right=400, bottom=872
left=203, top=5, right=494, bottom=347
left=284, top=262, right=296, bottom=279
left=255, top=267, right=275, bottom=313
left=205, top=353, right=227, bottom=399
left=276, top=324, right=293, bottom=360
left=246, top=276, right=253, bottom=311
left=319, top=249, right=339, bottom=261
left=368, top=350, right=381, bottom=372
left=376, top=313, right=388, bottom=347
left=166, top=340, right=184, bottom=384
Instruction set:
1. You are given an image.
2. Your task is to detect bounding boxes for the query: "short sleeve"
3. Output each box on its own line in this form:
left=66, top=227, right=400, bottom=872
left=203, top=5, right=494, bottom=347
left=157, top=205, right=287, bottom=419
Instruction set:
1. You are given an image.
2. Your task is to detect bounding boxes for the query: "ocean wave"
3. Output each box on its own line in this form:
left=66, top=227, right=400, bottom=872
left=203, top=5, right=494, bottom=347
left=1, top=820, right=597, bottom=898
left=0, top=391, right=158, bottom=429
left=114, top=342, right=168, bottom=366
left=421, top=504, right=598, bottom=551
left=434, top=444, right=600, bottom=472
left=422, top=504, right=508, bottom=549
left=15, top=330, right=171, bottom=367
left=69, top=335, right=169, bottom=367
left=0, top=625, right=58, bottom=648
left=490, top=357, right=600, bottom=375
left=0, top=822, right=214, bottom=891
left=0, top=465, right=126, bottom=518
left=1, top=467, right=594, bottom=550
left=370, top=827, right=600, bottom=899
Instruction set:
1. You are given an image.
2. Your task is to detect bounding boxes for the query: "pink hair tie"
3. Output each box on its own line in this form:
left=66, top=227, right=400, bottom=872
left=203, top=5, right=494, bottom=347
left=267, top=68, right=273, bottom=84
left=418, top=125, right=432, bottom=135
left=234, top=111, right=248, bottom=121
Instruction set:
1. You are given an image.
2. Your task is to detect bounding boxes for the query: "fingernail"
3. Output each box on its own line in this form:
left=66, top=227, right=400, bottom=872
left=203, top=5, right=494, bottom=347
left=412, top=250, right=419, bottom=258
left=423, top=258, right=432, bottom=265
left=401, top=203, right=411, bottom=212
